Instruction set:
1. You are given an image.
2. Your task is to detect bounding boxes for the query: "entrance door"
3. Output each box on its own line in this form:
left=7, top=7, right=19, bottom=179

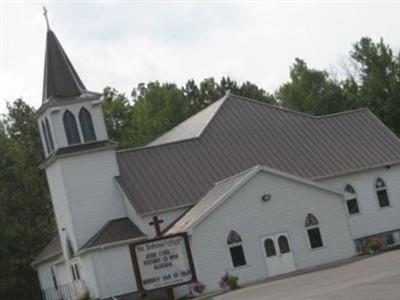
left=262, top=233, right=296, bottom=277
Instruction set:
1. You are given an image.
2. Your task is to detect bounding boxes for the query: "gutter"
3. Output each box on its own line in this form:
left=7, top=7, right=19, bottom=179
left=76, top=236, right=147, bottom=256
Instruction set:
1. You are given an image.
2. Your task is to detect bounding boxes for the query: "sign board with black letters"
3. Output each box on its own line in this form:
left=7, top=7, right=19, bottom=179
left=129, top=233, right=197, bottom=293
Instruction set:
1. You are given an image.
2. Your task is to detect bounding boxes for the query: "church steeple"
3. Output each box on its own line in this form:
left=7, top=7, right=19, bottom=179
left=42, top=28, right=86, bottom=102
left=37, top=10, right=110, bottom=159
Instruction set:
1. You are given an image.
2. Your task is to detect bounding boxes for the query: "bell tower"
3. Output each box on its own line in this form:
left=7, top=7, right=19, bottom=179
left=36, top=18, right=126, bottom=256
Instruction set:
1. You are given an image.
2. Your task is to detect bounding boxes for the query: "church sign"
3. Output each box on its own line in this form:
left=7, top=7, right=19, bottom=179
left=130, top=233, right=197, bottom=292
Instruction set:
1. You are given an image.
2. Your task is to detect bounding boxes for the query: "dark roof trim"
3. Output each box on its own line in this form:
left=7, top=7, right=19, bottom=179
left=36, top=91, right=101, bottom=117
left=40, top=140, right=118, bottom=169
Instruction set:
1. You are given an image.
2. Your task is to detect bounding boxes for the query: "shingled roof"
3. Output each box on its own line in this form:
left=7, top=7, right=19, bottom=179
left=116, top=94, right=400, bottom=215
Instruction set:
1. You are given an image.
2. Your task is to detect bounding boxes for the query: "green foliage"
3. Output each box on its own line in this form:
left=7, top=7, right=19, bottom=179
left=276, top=58, right=349, bottom=115
left=349, top=37, right=400, bottom=135
left=0, top=100, right=55, bottom=300
left=102, top=77, right=275, bottom=149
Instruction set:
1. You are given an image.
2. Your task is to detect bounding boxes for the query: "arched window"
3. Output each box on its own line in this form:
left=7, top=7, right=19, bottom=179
left=41, top=120, right=50, bottom=154
left=264, top=238, right=276, bottom=257
left=305, top=214, right=323, bottom=249
left=45, top=118, right=55, bottom=152
left=278, top=235, right=290, bottom=254
left=63, top=110, right=81, bottom=145
left=79, top=108, right=96, bottom=142
left=376, top=178, right=390, bottom=208
left=344, top=184, right=360, bottom=215
left=227, top=230, right=247, bottom=267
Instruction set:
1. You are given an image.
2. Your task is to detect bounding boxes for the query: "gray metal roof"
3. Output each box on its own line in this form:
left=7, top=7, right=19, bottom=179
left=80, top=217, right=145, bottom=250
left=116, top=94, right=400, bottom=215
left=148, top=97, right=226, bottom=146
left=42, top=30, right=86, bottom=103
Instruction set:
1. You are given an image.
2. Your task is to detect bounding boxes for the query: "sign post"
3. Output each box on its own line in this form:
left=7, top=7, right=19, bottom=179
left=129, top=216, right=197, bottom=300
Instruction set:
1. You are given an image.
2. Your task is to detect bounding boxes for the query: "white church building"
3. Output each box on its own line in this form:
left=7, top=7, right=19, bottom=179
left=32, top=26, right=400, bottom=300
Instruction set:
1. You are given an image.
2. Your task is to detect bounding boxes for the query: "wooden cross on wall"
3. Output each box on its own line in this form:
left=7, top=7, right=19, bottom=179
left=149, top=215, right=164, bottom=237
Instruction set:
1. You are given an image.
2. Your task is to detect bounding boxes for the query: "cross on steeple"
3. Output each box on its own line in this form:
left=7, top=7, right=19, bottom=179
left=43, top=6, right=50, bottom=30
left=149, top=216, right=164, bottom=237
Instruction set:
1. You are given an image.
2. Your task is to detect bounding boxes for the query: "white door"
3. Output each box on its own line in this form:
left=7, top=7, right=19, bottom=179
left=262, top=233, right=296, bottom=277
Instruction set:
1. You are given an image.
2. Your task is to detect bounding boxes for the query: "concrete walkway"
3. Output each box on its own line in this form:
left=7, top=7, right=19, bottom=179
left=214, top=250, right=400, bottom=300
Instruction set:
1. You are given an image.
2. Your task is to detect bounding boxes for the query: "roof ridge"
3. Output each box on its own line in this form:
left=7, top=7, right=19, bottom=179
left=117, top=136, right=200, bottom=154
left=227, top=94, right=315, bottom=118
left=229, top=94, right=371, bottom=120
left=213, top=165, right=259, bottom=186
left=315, top=107, right=369, bottom=119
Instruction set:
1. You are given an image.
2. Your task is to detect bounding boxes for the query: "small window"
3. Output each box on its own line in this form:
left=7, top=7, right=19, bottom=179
left=375, top=178, right=390, bottom=208
left=385, top=234, right=395, bottom=245
left=229, top=246, right=247, bottom=267
left=346, top=199, right=360, bottom=215
left=41, top=121, right=51, bottom=154
left=307, top=228, right=323, bottom=249
left=305, top=214, right=323, bottom=249
left=63, top=110, right=81, bottom=145
left=70, top=262, right=80, bottom=281
left=45, top=118, right=55, bottom=152
left=79, top=108, right=96, bottom=142
left=304, top=213, right=319, bottom=227
left=264, top=238, right=276, bottom=257
left=345, top=184, right=360, bottom=215
left=278, top=235, right=291, bottom=254
left=227, top=231, right=247, bottom=268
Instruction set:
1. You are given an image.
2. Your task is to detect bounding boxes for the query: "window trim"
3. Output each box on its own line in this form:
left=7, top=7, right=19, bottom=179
left=63, top=110, right=82, bottom=145
left=79, top=107, right=97, bottom=143
left=344, top=184, right=361, bottom=216
left=304, top=213, right=325, bottom=251
left=226, top=230, right=248, bottom=269
left=375, top=177, right=391, bottom=209
left=45, top=117, right=55, bottom=152
left=41, top=120, right=51, bottom=155
left=69, top=259, right=81, bottom=282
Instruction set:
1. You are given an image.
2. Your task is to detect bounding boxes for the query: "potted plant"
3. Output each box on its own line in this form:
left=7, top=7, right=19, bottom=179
left=192, top=281, right=206, bottom=295
left=366, top=236, right=384, bottom=254
left=219, top=272, right=239, bottom=291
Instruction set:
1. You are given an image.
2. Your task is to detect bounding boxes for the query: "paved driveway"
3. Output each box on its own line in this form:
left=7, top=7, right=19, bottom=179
left=215, top=250, right=400, bottom=300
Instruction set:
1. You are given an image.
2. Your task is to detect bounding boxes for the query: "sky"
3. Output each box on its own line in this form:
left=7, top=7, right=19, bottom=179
left=1, top=1, right=400, bottom=114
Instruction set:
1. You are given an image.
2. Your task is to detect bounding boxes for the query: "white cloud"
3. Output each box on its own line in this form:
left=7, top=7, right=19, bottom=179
left=1, top=1, right=400, bottom=113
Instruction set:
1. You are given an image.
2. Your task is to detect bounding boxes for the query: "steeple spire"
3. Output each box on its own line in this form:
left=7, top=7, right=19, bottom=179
left=43, top=7, right=50, bottom=31
left=42, top=11, right=86, bottom=103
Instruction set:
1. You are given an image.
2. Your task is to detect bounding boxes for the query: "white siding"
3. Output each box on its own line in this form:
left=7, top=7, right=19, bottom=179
left=190, top=172, right=355, bottom=293
left=39, top=100, right=109, bottom=151
left=141, top=207, right=189, bottom=237
left=37, top=261, right=55, bottom=291
left=321, top=165, right=400, bottom=239
left=46, top=161, right=77, bottom=255
left=58, top=149, right=127, bottom=248
left=80, top=254, right=100, bottom=299
left=90, top=245, right=137, bottom=299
